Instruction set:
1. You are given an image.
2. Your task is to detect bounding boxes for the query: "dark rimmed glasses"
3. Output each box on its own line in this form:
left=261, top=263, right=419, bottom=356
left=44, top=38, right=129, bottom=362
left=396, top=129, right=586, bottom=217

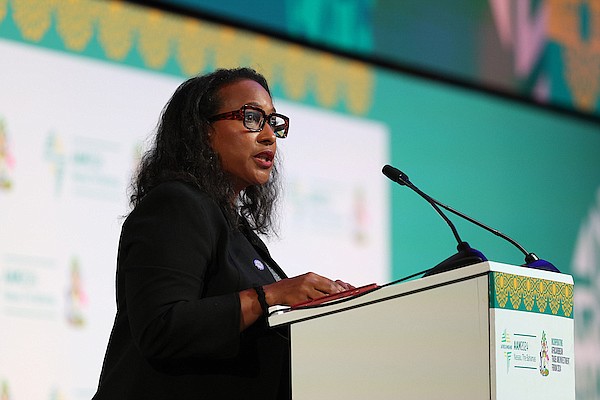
left=208, top=104, right=289, bottom=138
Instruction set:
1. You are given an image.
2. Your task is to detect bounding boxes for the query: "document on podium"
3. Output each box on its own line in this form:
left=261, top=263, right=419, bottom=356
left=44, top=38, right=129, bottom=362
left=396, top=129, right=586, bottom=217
left=290, top=283, right=380, bottom=309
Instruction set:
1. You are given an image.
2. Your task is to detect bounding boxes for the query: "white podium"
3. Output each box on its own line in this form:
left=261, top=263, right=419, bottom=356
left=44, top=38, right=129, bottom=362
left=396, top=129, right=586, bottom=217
left=269, top=261, right=575, bottom=400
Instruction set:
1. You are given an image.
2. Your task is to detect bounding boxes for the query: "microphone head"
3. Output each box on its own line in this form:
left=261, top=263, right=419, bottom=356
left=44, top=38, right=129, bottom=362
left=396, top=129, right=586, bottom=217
left=382, top=165, right=410, bottom=185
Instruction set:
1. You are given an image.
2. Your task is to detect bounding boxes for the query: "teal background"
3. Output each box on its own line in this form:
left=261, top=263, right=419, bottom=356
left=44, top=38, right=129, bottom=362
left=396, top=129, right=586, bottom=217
left=369, top=69, right=600, bottom=277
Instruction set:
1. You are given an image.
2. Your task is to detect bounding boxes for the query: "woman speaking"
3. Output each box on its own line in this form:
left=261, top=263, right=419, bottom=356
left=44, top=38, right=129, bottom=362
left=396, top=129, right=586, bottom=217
left=92, top=67, right=352, bottom=400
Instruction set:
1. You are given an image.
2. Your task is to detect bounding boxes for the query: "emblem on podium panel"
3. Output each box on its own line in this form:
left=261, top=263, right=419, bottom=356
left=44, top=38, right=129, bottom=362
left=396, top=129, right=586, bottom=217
left=539, top=331, right=550, bottom=376
left=0, top=118, right=15, bottom=191
left=501, top=329, right=512, bottom=373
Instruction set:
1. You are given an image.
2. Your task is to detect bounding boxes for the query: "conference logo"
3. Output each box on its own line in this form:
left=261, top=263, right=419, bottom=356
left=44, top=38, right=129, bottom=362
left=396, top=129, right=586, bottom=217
left=500, top=329, right=512, bottom=373
left=70, top=135, right=124, bottom=201
left=48, top=387, right=67, bottom=400
left=43, top=131, right=66, bottom=195
left=0, top=118, right=15, bottom=191
left=539, top=330, right=550, bottom=376
left=66, top=256, right=87, bottom=328
left=43, top=131, right=126, bottom=201
left=1, top=379, right=11, bottom=400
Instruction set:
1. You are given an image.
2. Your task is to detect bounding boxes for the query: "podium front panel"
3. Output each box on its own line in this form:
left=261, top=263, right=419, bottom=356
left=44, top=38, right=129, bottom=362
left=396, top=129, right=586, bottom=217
left=289, top=275, right=490, bottom=399
left=269, top=262, right=575, bottom=400
left=489, top=271, right=575, bottom=400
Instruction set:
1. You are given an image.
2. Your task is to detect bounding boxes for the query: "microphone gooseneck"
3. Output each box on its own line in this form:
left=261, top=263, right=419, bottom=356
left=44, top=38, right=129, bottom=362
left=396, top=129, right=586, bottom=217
left=382, top=164, right=559, bottom=274
left=383, top=164, right=487, bottom=276
left=384, top=165, right=462, bottom=244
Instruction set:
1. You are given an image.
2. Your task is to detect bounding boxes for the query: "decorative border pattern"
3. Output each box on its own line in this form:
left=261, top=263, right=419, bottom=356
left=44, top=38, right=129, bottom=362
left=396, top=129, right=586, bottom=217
left=490, top=272, right=573, bottom=319
left=0, top=0, right=373, bottom=115
left=547, top=0, right=600, bottom=112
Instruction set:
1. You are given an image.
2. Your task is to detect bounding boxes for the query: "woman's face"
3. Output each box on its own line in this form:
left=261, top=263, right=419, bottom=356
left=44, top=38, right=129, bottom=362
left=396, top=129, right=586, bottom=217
left=210, top=79, right=278, bottom=194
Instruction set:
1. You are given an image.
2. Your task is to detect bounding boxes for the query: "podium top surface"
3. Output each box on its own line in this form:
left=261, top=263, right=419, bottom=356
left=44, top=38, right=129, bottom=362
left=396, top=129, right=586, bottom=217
left=268, top=261, right=573, bottom=327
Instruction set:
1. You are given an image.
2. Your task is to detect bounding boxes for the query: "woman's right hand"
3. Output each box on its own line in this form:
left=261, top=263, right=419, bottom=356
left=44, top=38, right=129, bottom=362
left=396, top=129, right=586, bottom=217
left=263, top=272, right=353, bottom=306
left=238, top=273, right=354, bottom=331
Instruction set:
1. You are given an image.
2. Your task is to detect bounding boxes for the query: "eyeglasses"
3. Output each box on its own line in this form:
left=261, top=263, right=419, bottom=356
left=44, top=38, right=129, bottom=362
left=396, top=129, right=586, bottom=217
left=209, top=104, right=289, bottom=138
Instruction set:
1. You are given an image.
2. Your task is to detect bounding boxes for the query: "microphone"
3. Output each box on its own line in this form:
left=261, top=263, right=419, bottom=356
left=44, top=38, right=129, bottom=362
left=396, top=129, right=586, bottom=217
left=382, top=165, right=487, bottom=276
left=382, top=164, right=559, bottom=274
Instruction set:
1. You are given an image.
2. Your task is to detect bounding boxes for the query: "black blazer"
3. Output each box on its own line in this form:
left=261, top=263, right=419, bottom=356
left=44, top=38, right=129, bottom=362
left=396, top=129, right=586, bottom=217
left=93, top=181, right=290, bottom=400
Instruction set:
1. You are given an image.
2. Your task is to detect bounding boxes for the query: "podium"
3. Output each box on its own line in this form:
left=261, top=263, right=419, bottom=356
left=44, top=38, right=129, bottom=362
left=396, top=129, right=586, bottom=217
left=268, top=261, right=575, bottom=399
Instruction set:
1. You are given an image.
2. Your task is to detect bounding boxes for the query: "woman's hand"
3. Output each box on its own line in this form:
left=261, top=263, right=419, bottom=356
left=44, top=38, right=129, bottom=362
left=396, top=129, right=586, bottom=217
left=238, top=273, right=354, bottom=331
left=263, top=272, right=355, bottom=306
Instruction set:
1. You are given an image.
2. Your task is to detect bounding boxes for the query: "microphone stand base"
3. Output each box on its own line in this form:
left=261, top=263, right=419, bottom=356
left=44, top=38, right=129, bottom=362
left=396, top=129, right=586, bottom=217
left=423, top=242, right=487, bottom=277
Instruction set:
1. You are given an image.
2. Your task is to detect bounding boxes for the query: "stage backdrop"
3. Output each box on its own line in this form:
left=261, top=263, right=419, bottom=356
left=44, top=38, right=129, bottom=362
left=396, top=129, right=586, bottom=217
left=157, top=0, right=600, bottom=119
left=0, top=1, right=599, bottom=399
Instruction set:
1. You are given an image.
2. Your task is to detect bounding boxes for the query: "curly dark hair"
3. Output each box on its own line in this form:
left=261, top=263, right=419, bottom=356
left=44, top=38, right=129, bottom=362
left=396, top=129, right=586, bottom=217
left=130, top=67, right=281, bottom=235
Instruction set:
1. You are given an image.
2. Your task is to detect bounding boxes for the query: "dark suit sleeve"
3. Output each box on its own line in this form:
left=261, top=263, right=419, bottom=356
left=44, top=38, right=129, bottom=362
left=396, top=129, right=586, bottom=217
left=119, top=182, right=241, bottom=362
